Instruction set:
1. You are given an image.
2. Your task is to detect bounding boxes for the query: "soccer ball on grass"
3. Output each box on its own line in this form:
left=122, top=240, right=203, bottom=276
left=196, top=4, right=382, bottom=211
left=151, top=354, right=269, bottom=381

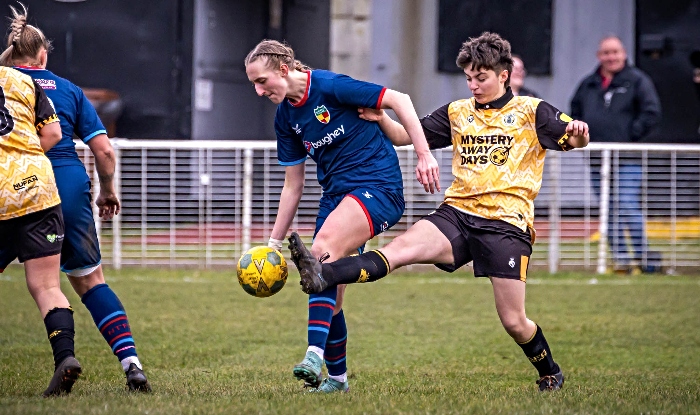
left=237, top=246, right=288, bottom=297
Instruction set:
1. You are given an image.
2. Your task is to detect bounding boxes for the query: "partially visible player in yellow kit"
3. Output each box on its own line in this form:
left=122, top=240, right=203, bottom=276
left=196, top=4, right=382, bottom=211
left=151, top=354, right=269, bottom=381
left=288, top=32, right=589, bottom=392
left=0, top=64, right=81, bottom=397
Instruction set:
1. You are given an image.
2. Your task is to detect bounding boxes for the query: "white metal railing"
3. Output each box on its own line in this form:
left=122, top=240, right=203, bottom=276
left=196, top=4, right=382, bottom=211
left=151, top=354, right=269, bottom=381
left=75, top=140, right=700, bottom=274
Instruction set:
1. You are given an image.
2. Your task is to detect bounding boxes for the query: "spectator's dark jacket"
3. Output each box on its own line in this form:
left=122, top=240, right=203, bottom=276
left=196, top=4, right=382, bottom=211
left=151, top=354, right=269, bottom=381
left=570, top=63, right=661, bottom=143
left=517, top=86, right=540, bottom=99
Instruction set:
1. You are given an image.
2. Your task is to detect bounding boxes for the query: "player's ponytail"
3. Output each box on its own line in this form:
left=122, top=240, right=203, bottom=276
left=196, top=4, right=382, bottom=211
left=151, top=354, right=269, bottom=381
left=293, top=59, right=310, bottom=72
left=0, top=2, right=52, bottom=67
left=244, top=39, right=311, bottom=72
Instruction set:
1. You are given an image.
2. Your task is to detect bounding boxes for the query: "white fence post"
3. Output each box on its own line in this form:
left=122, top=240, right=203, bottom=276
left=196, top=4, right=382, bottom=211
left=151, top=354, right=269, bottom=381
left=242, top=148, right=253, bottom=253
left=112, top=142, right=122, bottom=270
left=597, top=149, right=611, bottom=274
left=92, top=151, right=101, bottom=241
left=548, top=151, right=560, bottom=274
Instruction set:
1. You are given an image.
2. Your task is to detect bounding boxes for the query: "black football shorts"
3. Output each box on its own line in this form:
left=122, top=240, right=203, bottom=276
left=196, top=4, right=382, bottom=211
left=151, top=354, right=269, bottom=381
left=421, top=204, right=532, bottom=281
left=0, top=204, right=64, bottom=267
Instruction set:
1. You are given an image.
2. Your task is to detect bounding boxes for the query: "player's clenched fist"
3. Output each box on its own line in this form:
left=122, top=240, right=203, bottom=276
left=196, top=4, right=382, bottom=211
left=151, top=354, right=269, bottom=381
left=566, top=120, right=589, bottom=138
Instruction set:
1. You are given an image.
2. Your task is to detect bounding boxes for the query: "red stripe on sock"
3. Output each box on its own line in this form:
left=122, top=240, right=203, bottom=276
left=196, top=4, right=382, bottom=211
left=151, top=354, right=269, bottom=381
left=309, top=303, right=335, bottom=310
left=327, top=340, right=347, bottom=348
left=326, top=352, right=347, bottom=362
left=308, top=320, right=331, bottom=327
left=108, top=331, right=133, bottom=346
left=100, top=316, right=127, bottom=333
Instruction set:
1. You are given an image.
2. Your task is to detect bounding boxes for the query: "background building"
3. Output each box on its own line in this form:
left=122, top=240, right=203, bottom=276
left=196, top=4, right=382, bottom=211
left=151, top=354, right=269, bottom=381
left=9, top=0, right=699, bottom=142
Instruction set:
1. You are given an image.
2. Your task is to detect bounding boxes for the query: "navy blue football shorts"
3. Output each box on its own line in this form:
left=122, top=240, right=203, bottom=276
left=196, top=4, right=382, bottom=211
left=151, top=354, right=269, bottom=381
left=0, top=204, right=64, bottom=268
left=315, top=186, right=405, bottom=241
left=53, top=164, right=102, bottom=275
left=421, top=204, right=533, bottom=281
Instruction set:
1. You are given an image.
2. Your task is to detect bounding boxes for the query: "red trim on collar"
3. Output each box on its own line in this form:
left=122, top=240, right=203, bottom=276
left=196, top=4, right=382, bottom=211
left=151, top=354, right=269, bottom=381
left=14, top=65, right=43, bottom=70
left=289, top=71, right=311, bottom=108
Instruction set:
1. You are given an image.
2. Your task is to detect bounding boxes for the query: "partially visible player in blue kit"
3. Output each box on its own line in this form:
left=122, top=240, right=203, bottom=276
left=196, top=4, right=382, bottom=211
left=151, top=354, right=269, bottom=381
left=0, top=3, right=151, bottom=392
left=245, top=39, right=440, bottom=393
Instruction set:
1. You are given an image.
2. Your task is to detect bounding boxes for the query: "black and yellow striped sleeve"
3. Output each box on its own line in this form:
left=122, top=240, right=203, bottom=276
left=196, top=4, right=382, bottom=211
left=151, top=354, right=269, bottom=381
left=33, top=80, right=59, bottom=130
left=535, top=100, right=573, bottom=151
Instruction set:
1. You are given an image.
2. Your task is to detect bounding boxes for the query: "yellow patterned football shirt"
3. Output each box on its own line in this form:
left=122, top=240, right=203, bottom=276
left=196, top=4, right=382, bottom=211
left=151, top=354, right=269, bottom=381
left=0, top=67, right=60, bottom=220
left=421, top=89, right=573, bottom=232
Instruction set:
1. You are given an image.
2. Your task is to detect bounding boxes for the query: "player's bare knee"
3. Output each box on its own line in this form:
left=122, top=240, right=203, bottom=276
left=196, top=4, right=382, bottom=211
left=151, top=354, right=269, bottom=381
left=67, top=265, right=105, bottom=297
left=501, top=317, right=529, bottom=339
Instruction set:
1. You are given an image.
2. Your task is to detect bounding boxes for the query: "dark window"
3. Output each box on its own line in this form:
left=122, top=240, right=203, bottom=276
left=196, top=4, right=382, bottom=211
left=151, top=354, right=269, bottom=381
left=437, top=0, right=552, bottom=75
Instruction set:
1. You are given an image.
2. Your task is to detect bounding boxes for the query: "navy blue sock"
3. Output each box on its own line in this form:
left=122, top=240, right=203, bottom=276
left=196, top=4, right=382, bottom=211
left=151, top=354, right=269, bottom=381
left=307, top=286, right=337, bottom=351
left=324, top=310, right=348, bottom=377
left=81, top=284, right=138, bottom=362
left=44, top=307, right=75, bottom=369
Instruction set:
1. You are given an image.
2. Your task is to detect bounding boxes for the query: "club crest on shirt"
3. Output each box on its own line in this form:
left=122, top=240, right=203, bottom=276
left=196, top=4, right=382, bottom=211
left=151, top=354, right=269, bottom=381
left=467, top=115, right=474, bottom=123
left=503, top=114, right=516, bottom=126
left=314, top=105, right=330, bottom=124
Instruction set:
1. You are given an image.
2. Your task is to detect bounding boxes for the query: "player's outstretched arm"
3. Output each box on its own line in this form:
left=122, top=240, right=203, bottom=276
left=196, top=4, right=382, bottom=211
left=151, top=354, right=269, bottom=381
left=379, top=89, right=440, bottom=193
left=565, top=120, right=590, bottom=148
left=268, top=163, right=305, bottom=251
left=87, top=134, right=121, bottom=219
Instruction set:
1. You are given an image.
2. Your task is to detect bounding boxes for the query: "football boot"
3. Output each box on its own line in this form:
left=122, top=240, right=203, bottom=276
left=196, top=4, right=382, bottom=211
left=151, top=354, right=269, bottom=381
left=536, top=369, right=565, bottom=392
left=292, top=351, right=323, bottom=388
left=43, top=356, right=81, bottom=397
left=288, top=232, right=328, bottom=294
left=309, top=378, right=349, bottom=393
left=126, top=363, right=152, bottom=392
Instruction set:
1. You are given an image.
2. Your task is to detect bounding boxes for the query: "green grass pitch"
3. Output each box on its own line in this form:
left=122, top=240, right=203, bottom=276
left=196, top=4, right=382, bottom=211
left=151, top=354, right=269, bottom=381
left=1, top=266, right=699, bottom=414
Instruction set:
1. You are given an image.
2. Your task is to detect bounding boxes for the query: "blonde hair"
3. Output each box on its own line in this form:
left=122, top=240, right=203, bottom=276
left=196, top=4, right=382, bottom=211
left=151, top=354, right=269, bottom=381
left=244, top=39, right=310, bottom=72
left=0, top=2, right=52, bottom=67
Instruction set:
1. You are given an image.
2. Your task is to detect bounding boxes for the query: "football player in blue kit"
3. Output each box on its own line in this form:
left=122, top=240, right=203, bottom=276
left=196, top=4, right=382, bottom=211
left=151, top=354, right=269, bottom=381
left=0, top=3, right=151, bottom=392
left=245, top=39, right=440, bottom=393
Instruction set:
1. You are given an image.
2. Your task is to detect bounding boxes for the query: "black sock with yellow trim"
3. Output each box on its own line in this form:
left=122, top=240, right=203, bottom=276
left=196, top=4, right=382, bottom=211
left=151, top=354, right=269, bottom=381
left=516, top=325, right=559, bottom=377
left=323, top=250, right=390, bottom=286
left=44, top=307, right=76, bottom=369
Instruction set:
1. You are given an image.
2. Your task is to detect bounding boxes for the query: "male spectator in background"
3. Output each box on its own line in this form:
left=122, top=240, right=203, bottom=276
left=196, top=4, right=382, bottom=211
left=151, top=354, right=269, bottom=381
left=510, top=55, right=540, bottom=98
left=571, top=35, right=662, bottom=273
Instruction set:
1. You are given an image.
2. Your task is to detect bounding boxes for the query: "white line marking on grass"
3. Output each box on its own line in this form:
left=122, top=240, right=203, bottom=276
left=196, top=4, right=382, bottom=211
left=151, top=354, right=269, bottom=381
left=128, top=276, right=217, bottom=284
left=390, top=277, right=700, bottom=286
left=2, top=274, right=698, bottom=286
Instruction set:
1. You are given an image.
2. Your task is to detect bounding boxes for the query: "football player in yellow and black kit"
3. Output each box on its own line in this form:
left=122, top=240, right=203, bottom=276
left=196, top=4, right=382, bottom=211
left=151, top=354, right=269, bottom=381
left=0, top=64, right=82, bottom=397
left=288, top=32, right=589, bottom=392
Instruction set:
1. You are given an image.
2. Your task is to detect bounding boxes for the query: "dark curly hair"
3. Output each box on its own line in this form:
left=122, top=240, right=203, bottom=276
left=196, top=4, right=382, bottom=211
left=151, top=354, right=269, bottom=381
left=456, top=32, right=513, bottom=87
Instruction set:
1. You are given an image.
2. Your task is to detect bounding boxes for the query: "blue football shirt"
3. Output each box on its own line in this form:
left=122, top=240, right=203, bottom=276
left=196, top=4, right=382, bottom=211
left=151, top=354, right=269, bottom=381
left=15, top=67, right=107, bottom=167
left=274, top=70, right=403, bottom=196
